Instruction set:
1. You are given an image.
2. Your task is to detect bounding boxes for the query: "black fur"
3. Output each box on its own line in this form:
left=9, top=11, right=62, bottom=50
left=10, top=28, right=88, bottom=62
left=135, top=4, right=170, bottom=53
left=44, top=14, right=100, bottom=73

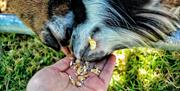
left=41, top=0, right=179, bottom=61
left=70, top=0, right=87, bottom=26
left=48, top=0, right=67, bottom=18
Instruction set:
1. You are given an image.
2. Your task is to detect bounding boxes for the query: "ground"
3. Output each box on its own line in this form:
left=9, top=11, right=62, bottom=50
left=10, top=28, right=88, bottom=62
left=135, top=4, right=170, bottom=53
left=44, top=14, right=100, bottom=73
left=0, top=33, right=179, bottom=91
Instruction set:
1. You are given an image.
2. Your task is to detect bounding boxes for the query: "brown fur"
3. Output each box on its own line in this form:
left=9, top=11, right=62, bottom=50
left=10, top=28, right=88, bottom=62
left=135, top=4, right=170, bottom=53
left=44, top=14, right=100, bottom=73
left=161, top=0, right=180, bottom=7
left=2, top=0, right=49, bottom=33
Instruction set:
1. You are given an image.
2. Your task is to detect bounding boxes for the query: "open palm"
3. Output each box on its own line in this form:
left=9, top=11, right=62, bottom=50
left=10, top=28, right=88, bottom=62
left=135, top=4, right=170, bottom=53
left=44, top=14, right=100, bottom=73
left=27, top=56, right=116, bottom=91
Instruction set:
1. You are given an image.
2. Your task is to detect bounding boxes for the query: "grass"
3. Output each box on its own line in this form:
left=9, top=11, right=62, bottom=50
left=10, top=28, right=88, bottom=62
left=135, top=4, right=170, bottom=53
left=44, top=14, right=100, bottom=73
left=110, top=48, right=180, bottom=91
left=0, top=33, right=180, bottom=91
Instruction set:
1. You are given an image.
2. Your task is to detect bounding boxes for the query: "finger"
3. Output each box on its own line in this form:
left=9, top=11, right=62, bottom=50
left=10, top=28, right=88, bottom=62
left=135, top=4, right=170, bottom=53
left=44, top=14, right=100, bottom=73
left=66, top=68, right=77, bottom=80
left=99, top=55, right=116, bottom=86
left=96, top=58, right=108, bottom=71
left=83, top=72, right=105, bottom=90
left=50, top=57, right=74, bottom=72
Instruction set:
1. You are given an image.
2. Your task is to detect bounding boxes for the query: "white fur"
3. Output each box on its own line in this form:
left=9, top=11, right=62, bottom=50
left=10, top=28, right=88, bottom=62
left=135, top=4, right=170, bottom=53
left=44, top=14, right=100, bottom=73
left=71, top=0, right=180, bottom=61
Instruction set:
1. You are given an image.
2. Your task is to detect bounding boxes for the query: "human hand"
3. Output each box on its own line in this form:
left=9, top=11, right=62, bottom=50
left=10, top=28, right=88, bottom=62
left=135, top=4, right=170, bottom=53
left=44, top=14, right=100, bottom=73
left=26, top=55, right=116, bottom=91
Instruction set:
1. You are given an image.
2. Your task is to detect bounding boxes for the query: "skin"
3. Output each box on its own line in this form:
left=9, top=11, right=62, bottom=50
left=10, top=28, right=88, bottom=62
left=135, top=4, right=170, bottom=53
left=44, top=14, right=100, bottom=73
left=26, top=55, right=116, bottom=91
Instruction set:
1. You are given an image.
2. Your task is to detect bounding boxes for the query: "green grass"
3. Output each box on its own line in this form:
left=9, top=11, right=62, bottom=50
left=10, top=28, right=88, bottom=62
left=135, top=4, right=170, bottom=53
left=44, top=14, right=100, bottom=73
left=0, top=33, right=180, bottom=91
left=0, top=33, right=64, bottom=91
left=109, top=48, right=180, bottom=91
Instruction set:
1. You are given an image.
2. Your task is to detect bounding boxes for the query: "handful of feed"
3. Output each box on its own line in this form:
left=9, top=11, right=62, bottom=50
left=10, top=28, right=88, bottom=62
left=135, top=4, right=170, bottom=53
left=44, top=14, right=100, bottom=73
left=69, top=59, right=101, bottom=87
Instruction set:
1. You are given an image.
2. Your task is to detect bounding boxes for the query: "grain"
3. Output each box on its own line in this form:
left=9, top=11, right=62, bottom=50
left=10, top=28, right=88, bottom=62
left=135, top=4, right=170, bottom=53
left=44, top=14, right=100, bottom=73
left=68, top=59, right=101, bottom=87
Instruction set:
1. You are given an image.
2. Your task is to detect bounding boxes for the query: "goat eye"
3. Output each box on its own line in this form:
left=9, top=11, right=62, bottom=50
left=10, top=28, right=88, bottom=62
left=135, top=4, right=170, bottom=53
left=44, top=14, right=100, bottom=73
left=88, top=37, right=96, bottom=50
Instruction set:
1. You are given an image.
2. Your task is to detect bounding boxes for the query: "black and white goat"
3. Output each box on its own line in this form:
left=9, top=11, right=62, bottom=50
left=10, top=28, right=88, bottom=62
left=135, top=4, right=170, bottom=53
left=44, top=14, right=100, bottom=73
left=41, top=0, right=180, bottom=62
